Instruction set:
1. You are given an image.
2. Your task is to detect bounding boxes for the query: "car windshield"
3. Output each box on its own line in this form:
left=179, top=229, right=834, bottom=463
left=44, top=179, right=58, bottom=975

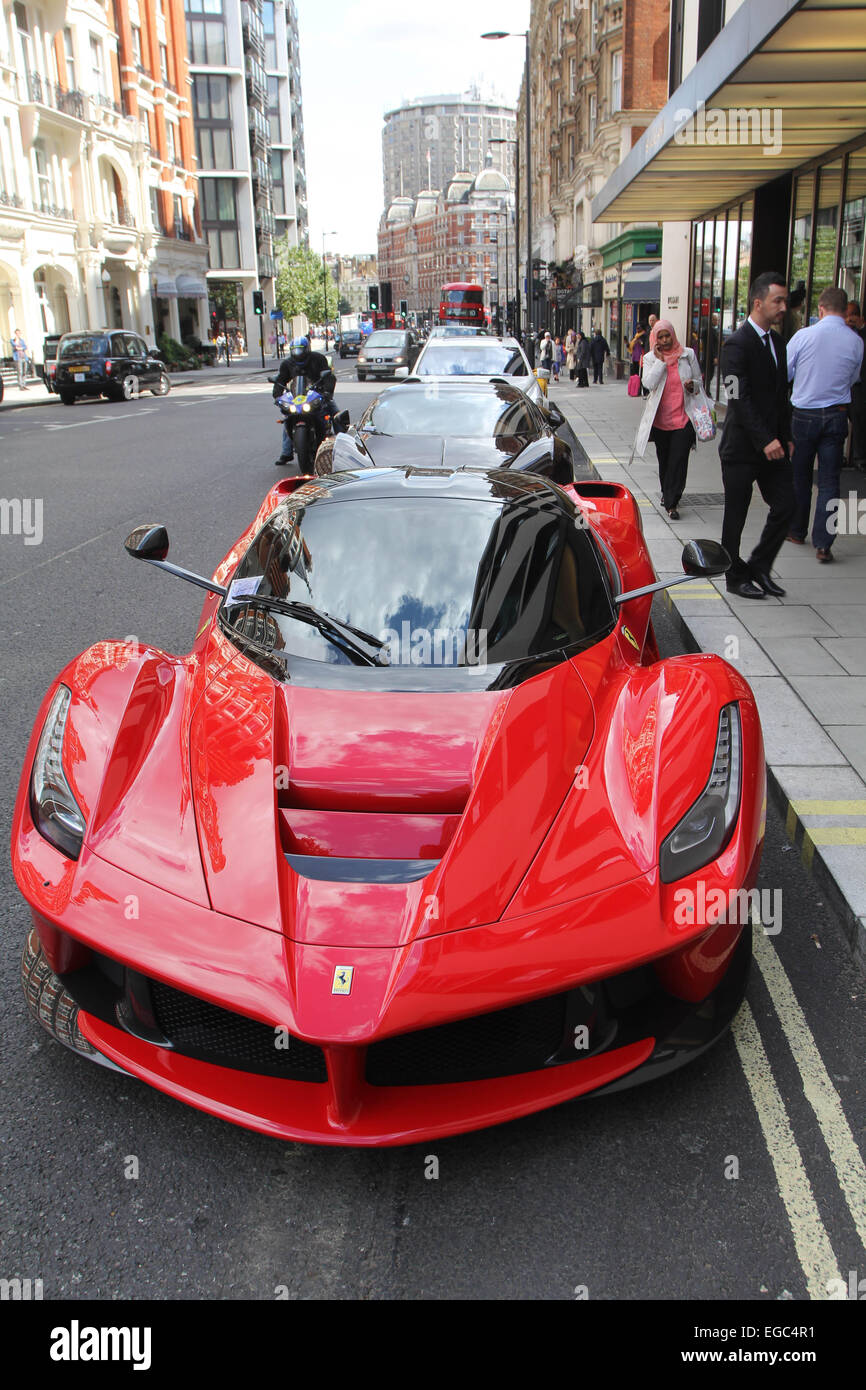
left=417, top=344, right=527, bottom=376
left=222, top=483, right=615, bottom=684
left=366, top=388, right=540, bottom=438
left=365, top=332, right=405, bottom=348
left=342, top=332, right=361, bottom=342
left=59, top=335, right=109, bottom=358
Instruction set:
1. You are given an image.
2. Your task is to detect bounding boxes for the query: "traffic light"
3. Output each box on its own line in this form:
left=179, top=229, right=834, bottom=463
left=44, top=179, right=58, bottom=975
left=368, top=285, right=379, bottom=311
left=252, top=289, right=264, bottom=315
left=399, top=299, right=408, bottom=316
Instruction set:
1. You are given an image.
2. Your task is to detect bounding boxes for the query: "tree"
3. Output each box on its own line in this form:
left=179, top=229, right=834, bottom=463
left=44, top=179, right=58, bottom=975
left=275, top=242, right=334, bottom=322
left=338, top=296, right=352, bottom=316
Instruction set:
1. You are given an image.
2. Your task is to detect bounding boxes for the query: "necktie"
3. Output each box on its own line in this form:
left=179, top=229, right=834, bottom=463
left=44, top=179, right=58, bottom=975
left=762, top=332, right=773, bottom=360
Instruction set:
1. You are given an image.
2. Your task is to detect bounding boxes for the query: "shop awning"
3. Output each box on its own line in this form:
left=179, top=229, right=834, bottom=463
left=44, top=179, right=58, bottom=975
left=154, top=278, right=177, bottom=298
left=593, top=0, right=866, bottom=223
left=622, top=263, right=661, bottom=302
left=176, top=274, right=208, bottom=299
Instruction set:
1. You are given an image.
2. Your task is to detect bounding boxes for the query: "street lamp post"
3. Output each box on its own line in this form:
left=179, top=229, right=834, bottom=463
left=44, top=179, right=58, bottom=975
left=488, top=136, right=517, bottom=335
left=482, top=30, right=531, bottom=340
left=322, top=230, right=337, bottom=333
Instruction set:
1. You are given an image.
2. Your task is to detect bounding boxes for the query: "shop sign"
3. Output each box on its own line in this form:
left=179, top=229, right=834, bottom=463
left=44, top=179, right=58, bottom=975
left=603, top=268, right=620, bottom=300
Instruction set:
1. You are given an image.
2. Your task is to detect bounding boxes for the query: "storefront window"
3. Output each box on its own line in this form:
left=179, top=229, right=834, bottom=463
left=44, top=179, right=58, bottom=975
left=809, top=161, right=842, bottom=322
left=722, top=206, right=741, bottom=332
left=737, top=201, right=753, bottom=326
left=839, top=148, right=865, bottom=312
left=789, top=173, right=813, bottom=319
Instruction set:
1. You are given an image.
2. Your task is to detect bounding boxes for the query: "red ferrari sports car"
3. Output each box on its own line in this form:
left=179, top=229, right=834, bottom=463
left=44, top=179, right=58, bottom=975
left=14, top=467, right=765, bottom=1146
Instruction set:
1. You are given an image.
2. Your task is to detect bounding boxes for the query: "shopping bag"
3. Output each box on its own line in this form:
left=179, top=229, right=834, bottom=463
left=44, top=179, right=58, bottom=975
left=627, top=374, right=641, bottom=397
left=692, top=396, right=716, bottom=441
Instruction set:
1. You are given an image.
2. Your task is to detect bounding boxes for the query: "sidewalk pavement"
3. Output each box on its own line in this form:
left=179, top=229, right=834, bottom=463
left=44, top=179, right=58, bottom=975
left=0, top=356, right=277, bottom=412
left=553, top=375, right=866, bottom=968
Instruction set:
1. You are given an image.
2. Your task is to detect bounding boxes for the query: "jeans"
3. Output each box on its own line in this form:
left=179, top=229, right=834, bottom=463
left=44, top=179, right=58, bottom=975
left=790, top=406, right=849, bottom=550
left=592, top=359, right=604, bottom=383
left=280, top=422, right=294, bottom=459
left=16, top=357, right=27, bottom=387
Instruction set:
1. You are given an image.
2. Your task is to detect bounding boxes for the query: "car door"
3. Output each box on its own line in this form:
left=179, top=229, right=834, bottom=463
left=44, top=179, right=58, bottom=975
left=122, top=334, right=150, bottom=386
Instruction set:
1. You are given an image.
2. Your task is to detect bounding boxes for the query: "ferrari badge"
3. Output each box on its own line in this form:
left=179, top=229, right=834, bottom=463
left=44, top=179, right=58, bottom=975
left=332, top=966, right=354, bottom=996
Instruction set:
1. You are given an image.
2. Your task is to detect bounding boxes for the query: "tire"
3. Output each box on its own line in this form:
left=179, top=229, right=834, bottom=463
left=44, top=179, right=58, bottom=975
left=314, top=438, right=335, bottom=476
left=151, top=371, right=171, bottom=397
left=118, top=373, right=139, bottom=401
left=59, top=390, right=75, bottom=406
left=357, top=371, right=366, bottom=381
left=294, top=423, right=312, bottom=473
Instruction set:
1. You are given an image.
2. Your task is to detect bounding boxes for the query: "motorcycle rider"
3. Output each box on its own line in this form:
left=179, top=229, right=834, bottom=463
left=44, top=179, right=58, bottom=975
left=273, top=334, right=337, bottom=467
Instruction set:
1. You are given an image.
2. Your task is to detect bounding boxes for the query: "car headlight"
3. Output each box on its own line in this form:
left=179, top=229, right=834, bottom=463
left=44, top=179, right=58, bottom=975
left=358, top=355, right=367, bottom=363
left=30, top=685, right=86, bottom=859
left=392, top=357, right=405, bottom=365
left=659, top=703, right=741, bottom=883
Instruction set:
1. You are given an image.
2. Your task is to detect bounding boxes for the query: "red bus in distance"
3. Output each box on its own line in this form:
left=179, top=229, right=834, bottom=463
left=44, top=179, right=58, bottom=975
left=439, top=283, right=486, bottom=327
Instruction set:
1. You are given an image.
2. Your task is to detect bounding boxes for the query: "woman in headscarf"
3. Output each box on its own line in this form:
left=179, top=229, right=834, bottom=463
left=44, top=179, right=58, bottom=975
left=633, top=319, right=703, bottom=520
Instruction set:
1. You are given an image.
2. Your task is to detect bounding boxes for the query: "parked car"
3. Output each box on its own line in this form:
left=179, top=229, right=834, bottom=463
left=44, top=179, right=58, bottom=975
left=316, top=379, right=573, bottom=483
left=41, top=333, right=63, bottom=393
left=14, top=465, right=759, bottom=1145
left=338, top=330, right=363, bottom=358
left=356, top=329, right=420, bottom=381
left=54, top=330, right=170, bottom=404
left=411, top=333, right=547, bottom=411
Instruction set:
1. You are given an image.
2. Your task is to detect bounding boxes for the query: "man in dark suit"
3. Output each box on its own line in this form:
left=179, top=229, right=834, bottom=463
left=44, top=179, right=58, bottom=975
left=718, top=272, right=795, bottom=598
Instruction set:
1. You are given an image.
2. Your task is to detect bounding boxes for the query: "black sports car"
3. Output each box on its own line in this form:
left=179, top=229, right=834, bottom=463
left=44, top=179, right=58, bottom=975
left=315, top=380, right=574, bottom=483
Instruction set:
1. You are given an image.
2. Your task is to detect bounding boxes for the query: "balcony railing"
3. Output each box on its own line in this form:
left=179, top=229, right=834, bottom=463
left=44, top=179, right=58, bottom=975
left=118, top=207, right=137, bottom=228
left=27, top=71, right=87, bottom=120
left=38, top=200, right=74, bottom=220
left=0, top=191, right=24, bottom=208
left=95, top=90, right=122, bottom=114
left=241, top=2, right=266, bottom=60
left=258, top=253, right=276, bottom=281
left=245, top=55, right=267, bottom=106
left=174, top=220, right=192, bottom=241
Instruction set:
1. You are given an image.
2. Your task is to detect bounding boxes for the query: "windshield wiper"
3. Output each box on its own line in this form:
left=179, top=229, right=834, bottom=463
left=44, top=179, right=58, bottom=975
left=226, top=594, right=389, bottom=666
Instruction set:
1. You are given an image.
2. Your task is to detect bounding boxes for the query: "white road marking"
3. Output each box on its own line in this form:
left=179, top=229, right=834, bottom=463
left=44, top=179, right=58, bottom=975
left=44, top=406, right=157, bottom=430
left=732, top=1001, right=842, bottom=1299
left=753, top=919, right=866, bottom=1250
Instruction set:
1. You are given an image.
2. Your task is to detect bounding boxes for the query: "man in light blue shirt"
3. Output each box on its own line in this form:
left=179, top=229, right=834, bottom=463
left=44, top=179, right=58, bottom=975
left=787, top=286, right=864, bottom=559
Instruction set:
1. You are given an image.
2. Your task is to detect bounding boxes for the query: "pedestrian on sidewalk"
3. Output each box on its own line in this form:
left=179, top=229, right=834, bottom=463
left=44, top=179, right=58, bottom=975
left=538, top=332, right=553, bottom=372
left=717, top=271, right=795, bottom=599
left=787, top=286, right=863, bottom=562
left=845, top=299, right=866, bottom=471
left=590, top=328, right=610, bottom=383
left=12, top=329, right=29, bottom=390
left=575, top=332, right=590, bottom=387
left=552, top=337, right=563, bottom=381
left=566, top=332, right=577, bottom=381
left=633, top=320, right=702, bottom=520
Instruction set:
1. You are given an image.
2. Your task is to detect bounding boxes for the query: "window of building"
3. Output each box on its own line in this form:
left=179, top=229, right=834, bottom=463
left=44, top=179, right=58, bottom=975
left=33, top=141, right=55, bottom=210
left=165, top=119, right=176, bottom=163
left=131, top=25, right=142, bottom=68
left=196, top=126, right=233, bottom=169
left=568, top=132, right=574, bottom=170
left=150, top=185, right=162, bottom=231
left=63, top=28, right=76, bottom=88
left=611, top=52, right=622, bottom=113
left=159, top=42, right=169, bottom=84
left=569, top=57, right=576, bottom=99
left=809, top=161, right=843, bottom=322
left=186, top=18, right=226, bottom=64
left=184, top=0, right=224, bottom=12
left=174, top=194, right=186, bottom=238
left=89, top=35, right=104, bottom=96
left=588, top=92, right=597, bottom=145
left=839, top=149, right=866, bottom=311
left=201, top=176, right=240, bottom=267
left=193, top=73, right=229, bottom=119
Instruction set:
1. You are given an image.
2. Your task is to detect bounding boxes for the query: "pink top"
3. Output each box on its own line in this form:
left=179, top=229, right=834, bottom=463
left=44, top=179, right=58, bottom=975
left=654, top=358, right=688, bottom=431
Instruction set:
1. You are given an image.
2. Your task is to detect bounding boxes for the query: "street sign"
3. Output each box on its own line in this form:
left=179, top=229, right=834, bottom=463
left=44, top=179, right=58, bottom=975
left=270, top=309, right=283, bottom=319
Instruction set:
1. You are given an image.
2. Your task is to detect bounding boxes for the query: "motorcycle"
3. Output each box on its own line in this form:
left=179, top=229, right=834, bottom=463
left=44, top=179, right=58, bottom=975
left=272, top=369, right=349, bottom=474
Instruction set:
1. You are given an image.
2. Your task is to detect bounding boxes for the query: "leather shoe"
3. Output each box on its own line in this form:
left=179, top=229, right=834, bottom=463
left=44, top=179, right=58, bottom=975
left=751, top=570, right=786, bottom=597
left=786, top=534, right=805, bottom=545
left=727, top=579, right=766, bottom=599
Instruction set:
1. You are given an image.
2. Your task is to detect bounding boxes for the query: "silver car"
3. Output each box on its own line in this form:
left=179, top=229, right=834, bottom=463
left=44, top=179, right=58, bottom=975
left=409, top=334, right=547, bottom=411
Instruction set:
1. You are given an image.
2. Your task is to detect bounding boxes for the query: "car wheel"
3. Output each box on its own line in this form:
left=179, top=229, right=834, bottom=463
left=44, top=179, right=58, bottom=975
left=59, top=390, right=75, bottom=406
left=20, top=928, right=98, bottom=1060
left=118, top=373, right=139, bottom=401
left=151, top=371, right=171, bottom=397
left=314, top=438, right=335, bottom=476
left=357, top=371, right=366, bottom=381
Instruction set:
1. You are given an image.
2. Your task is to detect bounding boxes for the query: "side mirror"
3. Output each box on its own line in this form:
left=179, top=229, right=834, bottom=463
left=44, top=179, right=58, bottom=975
left=682, top=539, right=730, bottom=577
left=547, top=402, right=565, bottom=428
left=125, top=524, right=168, bottom=561
left=333, top=410, right=350, bottom=434
left=150, top=349, right=163, bottom=362
left=394, top=366, right=410, bottom=378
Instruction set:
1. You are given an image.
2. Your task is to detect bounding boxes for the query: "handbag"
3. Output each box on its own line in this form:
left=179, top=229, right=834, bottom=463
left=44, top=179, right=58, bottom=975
left=627, top=374, right=641, bottom=397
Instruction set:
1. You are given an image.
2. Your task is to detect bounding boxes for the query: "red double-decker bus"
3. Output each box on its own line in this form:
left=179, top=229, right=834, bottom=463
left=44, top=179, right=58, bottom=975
left=439, top=283, right=486, bottom=327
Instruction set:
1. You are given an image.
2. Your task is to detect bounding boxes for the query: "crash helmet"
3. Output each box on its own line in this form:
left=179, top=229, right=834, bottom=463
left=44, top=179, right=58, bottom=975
left=290, top=335, right=311, bottom=363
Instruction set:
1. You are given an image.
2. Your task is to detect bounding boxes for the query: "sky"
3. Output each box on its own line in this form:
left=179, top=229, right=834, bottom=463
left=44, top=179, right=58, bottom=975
left=295, top=0, right=531, bottom=256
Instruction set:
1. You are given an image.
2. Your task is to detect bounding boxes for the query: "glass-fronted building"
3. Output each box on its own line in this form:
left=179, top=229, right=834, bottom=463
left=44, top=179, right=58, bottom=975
left=593, top=0, right=866, bottom=403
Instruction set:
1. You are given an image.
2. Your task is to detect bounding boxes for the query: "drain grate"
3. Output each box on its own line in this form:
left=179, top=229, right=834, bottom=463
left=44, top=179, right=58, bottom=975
left=680, top=493, right=726, bottom=506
